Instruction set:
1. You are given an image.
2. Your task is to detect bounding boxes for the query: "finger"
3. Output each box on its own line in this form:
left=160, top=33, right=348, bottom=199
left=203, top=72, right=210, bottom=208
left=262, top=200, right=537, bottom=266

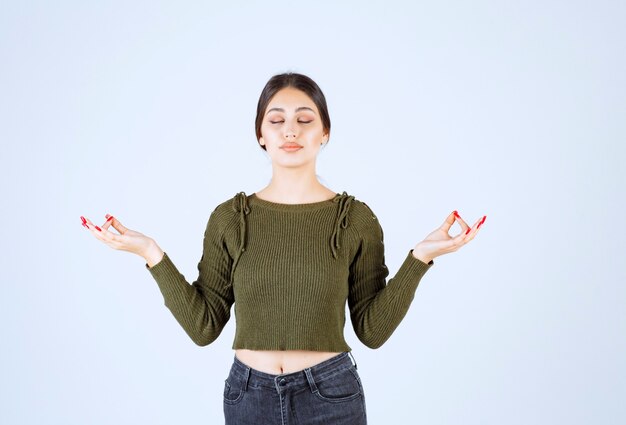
left=80, top=216, right=98, bottom=231
left=102, top=214, right=115, bottom=230
left=106, top=215, right=129, bottom=235
left=465, top=226, right=479, bottom=243
left=463, top=216, right=484, bottom=238
left=440, top=211, right=457, bottom=233
left=447, top=215, right=486, bottom=249
left=452, top=210, right=471, bottom=232
left=80, top=215, right=90, bottom=230
left=81, top=218, right=109, bottom=244
left=81, top=217, right=112, bottom=241
left=467, top=215, right=486, bottom=242
left=89, top=220, right=120, bottom=244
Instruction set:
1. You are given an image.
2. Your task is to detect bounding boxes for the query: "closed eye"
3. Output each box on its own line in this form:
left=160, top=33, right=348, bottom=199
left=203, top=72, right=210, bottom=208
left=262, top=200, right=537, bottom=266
left=270, top=120, right=313, bottom=124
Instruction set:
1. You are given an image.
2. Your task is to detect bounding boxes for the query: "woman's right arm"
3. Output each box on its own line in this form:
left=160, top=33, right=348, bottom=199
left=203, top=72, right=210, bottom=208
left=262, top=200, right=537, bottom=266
left=143, top=209, right=235, bottom=346
left=81, top=209, right=234, bottom=346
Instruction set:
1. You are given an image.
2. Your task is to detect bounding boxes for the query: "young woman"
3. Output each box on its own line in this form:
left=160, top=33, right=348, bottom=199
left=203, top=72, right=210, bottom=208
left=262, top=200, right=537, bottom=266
left=80, top=72, right=486, bottom=425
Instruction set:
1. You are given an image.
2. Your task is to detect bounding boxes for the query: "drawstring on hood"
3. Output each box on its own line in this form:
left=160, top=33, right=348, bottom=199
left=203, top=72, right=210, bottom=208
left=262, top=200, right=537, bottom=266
left=330, top=191, right=355, bottom=259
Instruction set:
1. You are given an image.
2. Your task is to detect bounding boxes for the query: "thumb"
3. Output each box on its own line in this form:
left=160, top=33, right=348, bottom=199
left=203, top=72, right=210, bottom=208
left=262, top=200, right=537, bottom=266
left=440, top=211, right=456, bottom=233
left=103, top=214, right=129, bottom=235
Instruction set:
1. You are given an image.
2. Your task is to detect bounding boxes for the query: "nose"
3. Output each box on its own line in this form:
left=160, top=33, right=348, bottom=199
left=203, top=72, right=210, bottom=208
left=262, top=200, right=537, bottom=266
left=284, top=124, right=297, bottom=139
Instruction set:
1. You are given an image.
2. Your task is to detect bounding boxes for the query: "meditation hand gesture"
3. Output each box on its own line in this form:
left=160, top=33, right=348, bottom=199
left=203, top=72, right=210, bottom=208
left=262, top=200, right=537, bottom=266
left=80, top=214, right=163, bottom=265
left=412, top=211, right=486, bottom=264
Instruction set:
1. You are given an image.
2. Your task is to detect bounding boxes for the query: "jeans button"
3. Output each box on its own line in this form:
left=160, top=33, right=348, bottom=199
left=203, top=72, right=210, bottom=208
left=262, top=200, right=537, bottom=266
left=279, top=378, right=286, bottom=385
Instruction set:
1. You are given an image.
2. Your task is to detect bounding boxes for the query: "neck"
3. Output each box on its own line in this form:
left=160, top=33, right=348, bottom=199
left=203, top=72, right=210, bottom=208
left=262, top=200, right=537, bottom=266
left=261, top=163, right=329, bottom=203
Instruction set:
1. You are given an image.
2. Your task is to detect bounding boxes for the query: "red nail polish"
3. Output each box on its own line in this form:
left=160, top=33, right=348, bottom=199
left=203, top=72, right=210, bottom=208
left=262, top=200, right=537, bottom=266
left=453, top=210, right=461, bottom=219
left=478, top=216, right=486, bottom=228
left=106, top=216, right=113, bottom=222
left=95, top=226, right=102, bottom=231
left=465, top=227, right=471, bottom=235
left=82, top=223, right=89, bottom=229
left=81, top=216, right=86, bottom=224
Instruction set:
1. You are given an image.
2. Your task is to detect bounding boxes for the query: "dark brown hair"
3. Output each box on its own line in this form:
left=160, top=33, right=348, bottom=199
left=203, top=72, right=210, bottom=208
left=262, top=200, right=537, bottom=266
left=255, top=72, right=331, bottom=151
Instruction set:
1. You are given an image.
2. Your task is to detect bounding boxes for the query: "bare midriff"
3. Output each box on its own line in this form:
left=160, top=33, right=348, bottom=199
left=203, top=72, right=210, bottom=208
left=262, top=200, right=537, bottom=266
left=234, top=349, right=343, bottom=375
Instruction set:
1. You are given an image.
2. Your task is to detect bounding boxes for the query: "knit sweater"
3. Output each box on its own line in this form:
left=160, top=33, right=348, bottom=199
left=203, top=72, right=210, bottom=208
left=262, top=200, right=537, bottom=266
left=146, top=191, right=434, bottom=351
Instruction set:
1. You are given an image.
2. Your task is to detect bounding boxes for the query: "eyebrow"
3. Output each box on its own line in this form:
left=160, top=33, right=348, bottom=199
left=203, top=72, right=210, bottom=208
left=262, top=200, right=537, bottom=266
left=265, top=106, right=316, bottom=115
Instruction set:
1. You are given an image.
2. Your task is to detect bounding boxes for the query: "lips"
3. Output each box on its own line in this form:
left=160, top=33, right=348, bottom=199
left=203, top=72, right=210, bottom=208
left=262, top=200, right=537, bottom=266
left=281, top=143, right=303, bottom=150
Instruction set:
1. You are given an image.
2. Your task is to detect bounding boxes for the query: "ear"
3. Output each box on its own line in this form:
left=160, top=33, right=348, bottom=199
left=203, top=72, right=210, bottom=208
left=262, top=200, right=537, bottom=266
left=259, top=136, right=265, bottom=146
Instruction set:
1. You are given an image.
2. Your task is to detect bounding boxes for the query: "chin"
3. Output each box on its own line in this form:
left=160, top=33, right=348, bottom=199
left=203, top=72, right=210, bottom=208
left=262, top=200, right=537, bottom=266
left=272, top=158, right=316, bottom=169
left=275, top=162, right=308, bottom=169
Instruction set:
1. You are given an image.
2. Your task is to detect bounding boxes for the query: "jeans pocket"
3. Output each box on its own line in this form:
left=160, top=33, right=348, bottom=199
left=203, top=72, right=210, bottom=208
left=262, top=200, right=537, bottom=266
left=312, top=365, right=363, bottom=403
left=223, top=376, right=246, bottom=405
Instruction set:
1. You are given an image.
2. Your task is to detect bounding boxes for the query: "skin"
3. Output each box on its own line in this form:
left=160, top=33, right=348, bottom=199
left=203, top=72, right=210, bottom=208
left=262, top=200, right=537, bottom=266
left=81, top=86, right=486, bottom=374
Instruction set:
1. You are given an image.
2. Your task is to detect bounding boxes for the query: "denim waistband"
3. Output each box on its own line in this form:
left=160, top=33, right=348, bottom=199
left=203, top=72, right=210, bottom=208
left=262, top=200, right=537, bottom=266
left=229, top=351, right=357, bottom=391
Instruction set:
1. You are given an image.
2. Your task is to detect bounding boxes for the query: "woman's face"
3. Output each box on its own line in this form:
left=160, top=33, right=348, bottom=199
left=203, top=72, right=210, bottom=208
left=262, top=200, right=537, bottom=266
left=259, top=87, right=328, bottom=170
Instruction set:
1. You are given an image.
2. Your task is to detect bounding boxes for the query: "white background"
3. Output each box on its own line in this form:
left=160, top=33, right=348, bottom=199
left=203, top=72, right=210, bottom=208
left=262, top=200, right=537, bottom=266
left=1, top=0, right=624, bottom=424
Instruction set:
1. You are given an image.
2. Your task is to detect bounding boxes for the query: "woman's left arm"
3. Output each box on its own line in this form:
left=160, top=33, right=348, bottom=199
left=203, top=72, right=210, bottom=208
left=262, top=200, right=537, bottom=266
left=348, top=208, right=486, bottom=349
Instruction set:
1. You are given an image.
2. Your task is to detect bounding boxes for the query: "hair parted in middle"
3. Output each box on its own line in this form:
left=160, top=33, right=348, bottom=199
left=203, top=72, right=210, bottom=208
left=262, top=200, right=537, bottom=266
left=255, top=72, right=331, bottom=151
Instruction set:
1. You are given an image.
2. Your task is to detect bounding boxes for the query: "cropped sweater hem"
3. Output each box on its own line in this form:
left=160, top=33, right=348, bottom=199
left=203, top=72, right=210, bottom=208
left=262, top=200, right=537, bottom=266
left=231, top=342, right=353, bottom=353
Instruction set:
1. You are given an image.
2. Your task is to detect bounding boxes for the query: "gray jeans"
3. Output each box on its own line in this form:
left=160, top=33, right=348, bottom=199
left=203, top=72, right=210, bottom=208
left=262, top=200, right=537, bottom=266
left=223, top=351, right=367, bottom=425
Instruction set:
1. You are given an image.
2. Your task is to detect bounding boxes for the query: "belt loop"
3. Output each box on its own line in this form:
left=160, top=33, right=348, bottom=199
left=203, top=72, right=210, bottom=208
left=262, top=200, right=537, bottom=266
left=242, top=365, right=251, bottom=391
left=304, top=368, right=319, bottom=394
left=348, top=351, right=358, bottom=370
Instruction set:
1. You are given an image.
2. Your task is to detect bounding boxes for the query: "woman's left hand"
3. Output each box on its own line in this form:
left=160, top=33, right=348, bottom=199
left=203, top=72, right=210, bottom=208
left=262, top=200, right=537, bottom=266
left=412, top=211, right=486, bottom=264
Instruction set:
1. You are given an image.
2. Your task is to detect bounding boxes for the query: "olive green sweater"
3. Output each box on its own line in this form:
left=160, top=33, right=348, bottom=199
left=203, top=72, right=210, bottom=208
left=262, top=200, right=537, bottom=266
left=146, top=191, right=434, bottom=351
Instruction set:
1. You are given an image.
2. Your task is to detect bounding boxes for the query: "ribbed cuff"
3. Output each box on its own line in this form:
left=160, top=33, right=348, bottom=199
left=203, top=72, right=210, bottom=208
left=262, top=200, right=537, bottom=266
left=145, top=252, right=180, bottom=283
left=145, top=251, right=194, bottom=305
left=408, top=249, right=434, bottom=268
left=391, top=249, right=434, bottom=292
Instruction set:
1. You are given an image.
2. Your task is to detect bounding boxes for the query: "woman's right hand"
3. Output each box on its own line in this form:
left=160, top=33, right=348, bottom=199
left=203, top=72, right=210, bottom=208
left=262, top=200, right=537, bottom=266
left=80, top=214, right=162, bottom=263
